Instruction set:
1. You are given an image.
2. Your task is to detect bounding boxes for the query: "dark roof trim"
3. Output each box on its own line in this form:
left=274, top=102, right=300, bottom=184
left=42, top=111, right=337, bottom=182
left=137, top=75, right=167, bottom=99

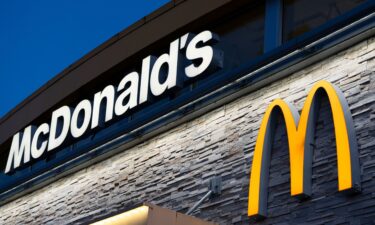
left=0, top=0, right=232, bottom=145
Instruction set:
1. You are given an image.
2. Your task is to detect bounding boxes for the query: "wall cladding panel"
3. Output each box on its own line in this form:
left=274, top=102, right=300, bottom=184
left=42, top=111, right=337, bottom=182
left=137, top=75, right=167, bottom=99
left=1, top=37, right=375, bottom=225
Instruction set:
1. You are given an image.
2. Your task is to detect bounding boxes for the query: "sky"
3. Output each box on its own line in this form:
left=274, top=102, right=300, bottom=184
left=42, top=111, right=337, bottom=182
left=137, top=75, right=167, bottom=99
left=0, top=0, right=170, bottom=118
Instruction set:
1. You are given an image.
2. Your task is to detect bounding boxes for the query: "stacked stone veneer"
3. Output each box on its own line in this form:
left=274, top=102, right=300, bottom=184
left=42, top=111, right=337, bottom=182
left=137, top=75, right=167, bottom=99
left=1, top=37, right=375, bottom=225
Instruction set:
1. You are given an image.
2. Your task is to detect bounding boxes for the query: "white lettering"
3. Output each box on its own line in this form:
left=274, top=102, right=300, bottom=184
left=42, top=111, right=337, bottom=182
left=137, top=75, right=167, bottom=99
left=150, top=39, right=180, bottom=97
left=185, top=30, right=222, bottom=77
left=48, top=106, right=71, bottom=151
left=5, top=126, right=35, bottom=173
left=139, top=56, right=155, bottom=104
left=115, top=72, right=139, bottom=116
left=31, top=123, right=49, bottom=159
left=5, top=30, right=222, bottom=173
left=91, top=85, right=115, bottom=129
left=71, top=99, right=92, bottom=138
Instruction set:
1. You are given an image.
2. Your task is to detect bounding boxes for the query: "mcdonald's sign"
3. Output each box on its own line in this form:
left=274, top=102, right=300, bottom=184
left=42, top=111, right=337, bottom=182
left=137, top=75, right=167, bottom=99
left=248, top=80, right=361, bottom=219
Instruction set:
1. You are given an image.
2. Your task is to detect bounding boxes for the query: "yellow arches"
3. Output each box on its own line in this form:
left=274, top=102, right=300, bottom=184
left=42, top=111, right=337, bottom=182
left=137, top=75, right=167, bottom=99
left=248, top=80, right=360, bottom=218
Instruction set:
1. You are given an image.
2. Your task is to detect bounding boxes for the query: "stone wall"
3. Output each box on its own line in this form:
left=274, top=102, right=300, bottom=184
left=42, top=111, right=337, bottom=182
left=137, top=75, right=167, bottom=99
left=1, top=36, right=375, bottom=225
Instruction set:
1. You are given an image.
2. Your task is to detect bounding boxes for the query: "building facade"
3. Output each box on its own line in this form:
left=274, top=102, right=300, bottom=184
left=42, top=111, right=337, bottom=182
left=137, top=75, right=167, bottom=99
left=0, top=0, right=375, bottom=224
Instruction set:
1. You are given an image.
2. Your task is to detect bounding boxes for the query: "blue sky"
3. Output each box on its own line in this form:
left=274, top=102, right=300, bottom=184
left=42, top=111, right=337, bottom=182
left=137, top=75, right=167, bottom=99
left=0, top=0, right=169, bottom=117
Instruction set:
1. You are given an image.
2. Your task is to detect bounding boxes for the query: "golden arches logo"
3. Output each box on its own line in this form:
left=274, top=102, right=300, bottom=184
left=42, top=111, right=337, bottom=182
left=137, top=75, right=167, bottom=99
left=248, top=80, right=360, bottom=219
